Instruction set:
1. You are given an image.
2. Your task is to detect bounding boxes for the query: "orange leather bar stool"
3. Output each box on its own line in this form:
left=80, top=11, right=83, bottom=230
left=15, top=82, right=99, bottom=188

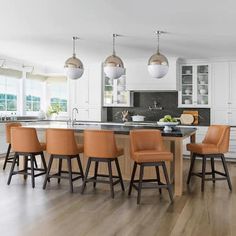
left=7, top=127, right=47, bottom=188
left=3, top=123, right=21, bottom=170
left=81, top=130, right=124, bottom=198
left=129, top=130, right=173, bottom=204
left=43, top=129, right=84, bottom=193
left=187, top=125, right=232, bottom=192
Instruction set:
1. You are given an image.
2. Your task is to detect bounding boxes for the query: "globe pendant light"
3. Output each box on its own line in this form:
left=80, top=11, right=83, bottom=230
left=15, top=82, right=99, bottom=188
left=64, top=36, right=84, bottom=80
left=148, top=31, right=169, bottom=79
left=104, top=34, right=125, bottom=79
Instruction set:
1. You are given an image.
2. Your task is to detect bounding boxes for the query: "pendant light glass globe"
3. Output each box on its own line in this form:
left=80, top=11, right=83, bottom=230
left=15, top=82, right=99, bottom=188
left=148, top=31, right=169, bottom=79
left=104, top=34, right=125, bottom=79
left=64, top=36, right=84, bottom=80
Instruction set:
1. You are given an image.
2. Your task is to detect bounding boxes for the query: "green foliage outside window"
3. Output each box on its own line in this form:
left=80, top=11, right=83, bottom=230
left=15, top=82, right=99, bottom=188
left=50, top=98, right=67, bottom=112
left=0, top=93, right=17, bottom=111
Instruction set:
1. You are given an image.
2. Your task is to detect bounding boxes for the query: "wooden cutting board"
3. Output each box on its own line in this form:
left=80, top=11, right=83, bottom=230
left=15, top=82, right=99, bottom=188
left=180, top=114, right=194, bottom=125
left=183, top=110, right=199, bottom=125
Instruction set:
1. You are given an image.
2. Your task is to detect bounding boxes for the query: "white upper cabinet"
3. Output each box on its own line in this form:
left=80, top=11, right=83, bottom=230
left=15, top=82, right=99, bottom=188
left=229, top=62, right=236, bottom=108
left=88, top=64, right=102, bottom=108
left=75, top=70, right=89, bottom=108
left=178, top=63, right=211, bottom=108
left=126, top=57, right=179, bottom=91
left=212, top=62, right=229, bottom=108
left=211, top=60, right=236, bottom=125
left=68, top=63, right=106, bottom=121
left=103, top=73, right=133, bottom=107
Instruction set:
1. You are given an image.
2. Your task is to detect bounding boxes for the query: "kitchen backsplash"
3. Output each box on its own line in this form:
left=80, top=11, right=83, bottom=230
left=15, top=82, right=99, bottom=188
left=107, top=91, right=210, bottom=126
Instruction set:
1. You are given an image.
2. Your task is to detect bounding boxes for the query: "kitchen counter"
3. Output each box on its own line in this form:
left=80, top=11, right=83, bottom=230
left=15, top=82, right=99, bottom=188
left=24, top=121, right=196, bottom=137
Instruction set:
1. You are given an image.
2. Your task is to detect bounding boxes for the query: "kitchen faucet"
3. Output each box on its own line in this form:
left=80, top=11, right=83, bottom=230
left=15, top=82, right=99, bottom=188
left=148, top=100, right=163, bottom=111
left=72, top=107, right=79, bottom=125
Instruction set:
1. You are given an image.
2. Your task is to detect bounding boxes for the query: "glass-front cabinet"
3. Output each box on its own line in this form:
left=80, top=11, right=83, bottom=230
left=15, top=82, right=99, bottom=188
left=103, top=73, right=133, bottom=107
left=178, top=64, right=210, bottom=108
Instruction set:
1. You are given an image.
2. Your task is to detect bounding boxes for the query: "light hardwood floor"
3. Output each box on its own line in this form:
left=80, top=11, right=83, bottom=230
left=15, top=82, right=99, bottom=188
left=0, top=158, right=236, bottom=236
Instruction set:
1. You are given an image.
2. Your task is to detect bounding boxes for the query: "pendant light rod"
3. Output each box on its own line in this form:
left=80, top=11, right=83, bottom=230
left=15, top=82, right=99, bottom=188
left=72, top=36, right=79, bottom=58
left=155, top=31, right=165, bottom=54
left=112, top=34, right=117, bottom=56
left=112, top=34, right=122, bottom=56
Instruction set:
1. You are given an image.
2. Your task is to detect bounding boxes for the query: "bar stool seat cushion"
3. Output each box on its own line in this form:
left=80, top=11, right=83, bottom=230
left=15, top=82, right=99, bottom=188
left=187, top=143, right=218, bottom=155
left=132, top=150, right=173, bottom=163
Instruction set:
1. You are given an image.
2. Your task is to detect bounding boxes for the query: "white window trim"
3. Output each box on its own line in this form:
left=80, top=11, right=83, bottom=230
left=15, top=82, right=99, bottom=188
left=0, top=69, right=69, bottom=117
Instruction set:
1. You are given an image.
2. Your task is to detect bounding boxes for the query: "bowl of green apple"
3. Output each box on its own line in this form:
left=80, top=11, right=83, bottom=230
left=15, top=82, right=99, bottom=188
left=157, top=115, right=179, bottom=132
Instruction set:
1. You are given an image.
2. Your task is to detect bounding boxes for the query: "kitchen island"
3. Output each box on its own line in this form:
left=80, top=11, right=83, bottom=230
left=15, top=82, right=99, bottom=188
left=24, top=121, right=196, bottom=196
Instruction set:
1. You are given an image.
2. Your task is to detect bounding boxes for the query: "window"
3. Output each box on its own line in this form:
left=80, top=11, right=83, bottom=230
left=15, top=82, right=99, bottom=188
left=25, top=78, right=44, bottom=114
left=46, top=78, right=68, bottom=113
left=0, top=75, right=20, bottom=113
left=26, top=95, right=41, bottom=112
left=50, top=97, right=67, bottom=112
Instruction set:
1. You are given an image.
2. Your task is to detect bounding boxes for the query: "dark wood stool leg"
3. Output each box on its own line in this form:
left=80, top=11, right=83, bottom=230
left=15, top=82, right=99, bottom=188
left=108, top=160, right=114, bottom=198
left=81, top=158, right=92, bottom=194
left=137, top=164, right=144, bottom=204
left=43, top=155, right=54, bottom=189
left=162, top=162, right=174, bottom=203
left=67, top=158, right=74, bottom=193
left=16, top=155, right=19, bottom=167
left=30, top=154, right=35, bottom=188
left=221, top=154, right=232, bottom=191
left=58, top=158, right=62, bottom=184
left=34, top=157, right=38, bottom=169
left=187, top=153, right=196, bottom=184
left=201, top=156, right=206, bottom=192
left=115, top=158, right=125, bottom=191
left=128, top=162, right=137, bottom=196
left=210, top=157, right=215, bottom=184
left=76, top=155, right=84, bottom=180
left=155, top=166, right=162, bottom=195
left=3, top=144, right=11, bottom=170
left=24, top=156, right=28, bottom=180
left=93, top=161, right=98, bottom=188
left=40, top=153, right=47, bottom=172
left=7, top=153, right=18, bottom=185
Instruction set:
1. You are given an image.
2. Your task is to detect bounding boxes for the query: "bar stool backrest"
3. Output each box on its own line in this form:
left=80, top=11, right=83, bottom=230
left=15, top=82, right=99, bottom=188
left=5, top=122, right=21, bottom=144
left=11, top=127, right=42, bottom=153
left=130, top=129, right=165, bottom=153
left=46, top=128, right=79, bottom=155
left=203, top=125, right=230, bottom=153
left=84, top=130, right=118, bottom=158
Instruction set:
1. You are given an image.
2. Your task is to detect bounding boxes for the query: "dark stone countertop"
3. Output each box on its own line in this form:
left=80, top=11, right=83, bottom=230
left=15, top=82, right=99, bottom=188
left=24, top=121, right=196, bottom=138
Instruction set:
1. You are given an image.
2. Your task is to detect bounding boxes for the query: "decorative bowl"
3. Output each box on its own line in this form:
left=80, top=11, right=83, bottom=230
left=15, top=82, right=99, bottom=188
left=157, top=121, right=179, bottom=131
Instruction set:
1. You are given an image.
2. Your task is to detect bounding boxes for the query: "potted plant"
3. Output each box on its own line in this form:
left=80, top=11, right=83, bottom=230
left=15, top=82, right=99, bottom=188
left=46, top=104, right=62, bottom=120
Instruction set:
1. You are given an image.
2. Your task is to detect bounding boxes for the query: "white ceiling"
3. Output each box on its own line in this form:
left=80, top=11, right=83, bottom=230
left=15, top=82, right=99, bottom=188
left=0, top=0, right=236, bottom=71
